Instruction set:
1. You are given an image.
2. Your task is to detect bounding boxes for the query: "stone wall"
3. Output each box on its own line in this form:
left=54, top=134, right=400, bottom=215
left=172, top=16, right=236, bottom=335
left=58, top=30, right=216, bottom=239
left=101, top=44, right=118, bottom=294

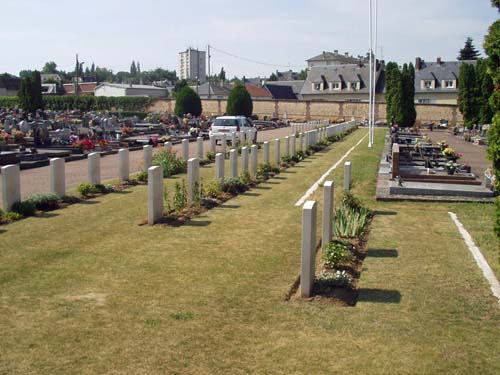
left=147, top=99, right=461, bottom=124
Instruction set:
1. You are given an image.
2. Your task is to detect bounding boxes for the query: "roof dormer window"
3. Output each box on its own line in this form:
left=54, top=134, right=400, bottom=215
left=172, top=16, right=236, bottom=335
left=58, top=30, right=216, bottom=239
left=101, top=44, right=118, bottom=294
left=423, top=80, right=434, bottom=89
left=313, top=83, right=322, bottom=91
left=444, top=80, right=455, bottom=88
left=330, top=82, right=341, bottom=90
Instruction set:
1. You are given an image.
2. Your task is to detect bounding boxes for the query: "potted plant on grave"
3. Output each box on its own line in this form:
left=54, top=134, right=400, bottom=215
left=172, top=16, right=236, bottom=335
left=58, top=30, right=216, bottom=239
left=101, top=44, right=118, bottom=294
left=0, top=132, right=9, bottom=145
left=72, top=138, right=95, bottom=153
left=437, top=140, right=448, bottom=150
left=445, top=161, right=458, bottom=175
left=96, top=139, right=110, bottom=151
left=13, top=131, right=26, bottom=144
left=442, top=147, right=457, bottom=160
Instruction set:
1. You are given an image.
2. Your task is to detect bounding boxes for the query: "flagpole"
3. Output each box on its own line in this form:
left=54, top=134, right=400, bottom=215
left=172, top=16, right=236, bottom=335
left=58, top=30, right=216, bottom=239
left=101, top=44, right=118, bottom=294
left=368, top=0, right=373, bottom=148
left=371, top=0, right=378, bottom=145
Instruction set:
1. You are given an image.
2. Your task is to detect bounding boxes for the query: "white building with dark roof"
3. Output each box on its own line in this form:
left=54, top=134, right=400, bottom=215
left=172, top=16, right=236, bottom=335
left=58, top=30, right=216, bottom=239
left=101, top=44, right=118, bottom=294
left=178, top=48, right=206, bottom=82
left=306, top=51, right=368, bottom=69
left=300, top=62, right=384, bottom=102
left=94, top=83, right=168, bottom=97
left=414, top=57, right=476, bottom=105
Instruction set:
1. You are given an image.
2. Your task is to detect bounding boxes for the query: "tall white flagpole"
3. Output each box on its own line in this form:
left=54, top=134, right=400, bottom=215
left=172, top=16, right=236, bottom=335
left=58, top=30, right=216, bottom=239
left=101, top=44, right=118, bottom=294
left=368, top=0, right=373, bottom=148
left=371, top=0, right=378, bottom=145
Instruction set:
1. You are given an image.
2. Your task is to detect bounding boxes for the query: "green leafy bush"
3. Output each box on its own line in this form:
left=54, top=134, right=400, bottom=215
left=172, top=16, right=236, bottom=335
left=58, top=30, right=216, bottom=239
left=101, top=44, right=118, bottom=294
left=317, top=270, right=352, bottom=287
left=174, top=86, right=202, bottom=117
left=173, top=180, right=187, bottom=211
left=11, top=200, right=36, bottom=217
left=205, top=151, right=216, bottom=162
left=2, top=211, right=23, bottom=222
left=222, top=177, right=248, bottom=195
left=152, top=150, right=187, bottom=177
left=322, top=240, right=354, bottom=268
left=203, top=180, right=223, bottom=198
left=333, top=194, right=371, bottom=238
left=76, top=183, right=112, bottom=197
left=136, top=170, right=148, bottom=182
left=296, top=150, right=306, bottom=160
left=257, top=163, right=277, bottom=179
left=26, top=193, right=60, bottom=211
left=226, top=83, right=253, bottom=117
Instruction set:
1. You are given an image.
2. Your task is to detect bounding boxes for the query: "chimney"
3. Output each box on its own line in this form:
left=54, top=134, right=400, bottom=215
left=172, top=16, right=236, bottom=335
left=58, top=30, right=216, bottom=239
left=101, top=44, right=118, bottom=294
left=415, top=57, right=422, bottom=71
left=436, top=57, right=442, bottom=65
left=334, top=49, right=338, bottom=54
left=344, top=52, right=349, bottom=57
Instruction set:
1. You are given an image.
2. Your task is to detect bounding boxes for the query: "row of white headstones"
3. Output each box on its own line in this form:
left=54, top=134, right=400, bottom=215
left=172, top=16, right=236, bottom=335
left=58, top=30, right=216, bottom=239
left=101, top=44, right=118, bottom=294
left=300, top=165, right=352, bottom=298
left=1, top=121, right=356, bottom=214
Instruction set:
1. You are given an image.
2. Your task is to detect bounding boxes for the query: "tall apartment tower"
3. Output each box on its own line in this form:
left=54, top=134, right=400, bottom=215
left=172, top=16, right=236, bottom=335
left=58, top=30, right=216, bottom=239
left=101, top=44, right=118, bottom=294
left=178, top=48, right=206, bottom=82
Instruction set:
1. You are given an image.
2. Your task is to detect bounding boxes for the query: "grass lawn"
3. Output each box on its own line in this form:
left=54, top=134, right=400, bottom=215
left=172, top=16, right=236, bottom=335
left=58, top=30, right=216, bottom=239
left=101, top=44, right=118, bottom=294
left=0, top=128, right=499, bottom=374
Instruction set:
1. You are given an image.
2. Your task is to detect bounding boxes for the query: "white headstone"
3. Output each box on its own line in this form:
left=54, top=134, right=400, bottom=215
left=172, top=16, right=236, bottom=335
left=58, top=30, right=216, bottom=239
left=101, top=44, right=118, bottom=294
left=299, top=132, right=303, bottom=150
left=231, top=132, right=237, bottom=147
left=143, top=145, right=153, bottom=169
left=241, top=146, right=248, bottom=171
left=1, top=164, right=20, bottom=211
left=210, top=135, right=216, bottom=154
left=322, top=181, right=334, bottom=248
left=182, top=139, right=189, bottom=161
left=148, top=165, right=164, bottom=225
left=50, top=158, right=65, bottom=197
left=344, top=161, right=352, bottom=192
left=263, top=141, right=270, bottom=165
left=215, top=153, right=224, bottom=180
left=187, top=158, right=200, bottom=204
left=164, top=142, right=172, bottom=152
left=274, top=138, right=281, bottom=166
left=197, top=137, right=204, bottom=160
left=284, top=136, right=290, bottom=156
left=301, top=200, right=317, bottom=298
left=88, top=152, right=101, bottom=185
left=290, top=134, right=296, bottom=156
left=118, top=148, right=129, bottom=183
left=250, top=145, right=258, bottom=177
left=229, top=149, right=238, bottom=178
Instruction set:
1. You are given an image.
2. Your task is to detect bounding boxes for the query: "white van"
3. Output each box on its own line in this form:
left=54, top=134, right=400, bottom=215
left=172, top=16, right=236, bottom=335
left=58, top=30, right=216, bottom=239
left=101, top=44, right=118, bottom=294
left=209, top=116, right=257, bottom=144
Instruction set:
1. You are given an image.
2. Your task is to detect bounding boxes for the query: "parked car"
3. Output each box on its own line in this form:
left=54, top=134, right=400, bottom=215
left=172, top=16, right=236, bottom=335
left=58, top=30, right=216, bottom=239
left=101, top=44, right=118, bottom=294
left=439, top=119, right=449, bottom=129
left=209, top=116, right=257, bottom=144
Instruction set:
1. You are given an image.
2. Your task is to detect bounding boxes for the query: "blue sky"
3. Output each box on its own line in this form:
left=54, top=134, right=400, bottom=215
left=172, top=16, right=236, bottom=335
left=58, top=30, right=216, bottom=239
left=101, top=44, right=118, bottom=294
left=1, top=0, right=498, bottom=78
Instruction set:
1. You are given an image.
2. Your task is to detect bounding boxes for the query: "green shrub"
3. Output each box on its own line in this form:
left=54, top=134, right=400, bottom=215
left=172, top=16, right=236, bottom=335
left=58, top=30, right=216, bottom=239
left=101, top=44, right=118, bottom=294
left=152, top=150, right=187, bottom=177
left=174, top=86, right=202, bottom=117
left=2, top=211, right=23, bottom=222
left=281, top=155, right=293, bottom=165
left=11, top=200, right=36, bottom=217
left=205, top=151, right=216, bottom=162
left=203, top=180, right=222, bottom=198
left=26, top=193, right=60, bottom=211
left=296, top=150, right=306, bottom=160
left=222, top=177, right=248, bottom=195
left=136, top=170, right=148, bottom=182
left=76, top=183, right=112, bottom=197
left=322, top=240, right=354, bottom=268
left=317, top=270, right=352, bottom=287
left=173, top=180, right=187, bottom=211
left=333, top=194, right=371, bottom=238
left=257, top=163, right=274, bottom=179
left=226, top=83, right=253, bottom=117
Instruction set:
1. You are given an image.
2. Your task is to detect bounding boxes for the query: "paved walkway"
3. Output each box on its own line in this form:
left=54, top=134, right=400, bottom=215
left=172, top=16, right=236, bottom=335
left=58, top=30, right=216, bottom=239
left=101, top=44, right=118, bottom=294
left=0, top=127, right=294, bottom=204
left=421, top=129, right=491, bottom=181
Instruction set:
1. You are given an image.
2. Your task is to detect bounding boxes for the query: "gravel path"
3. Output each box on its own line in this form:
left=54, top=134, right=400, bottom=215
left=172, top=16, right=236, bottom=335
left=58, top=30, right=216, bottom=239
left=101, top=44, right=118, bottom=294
left=420, top=129, right=491, bottom=181
left=0, top=127, right=294, bottom=204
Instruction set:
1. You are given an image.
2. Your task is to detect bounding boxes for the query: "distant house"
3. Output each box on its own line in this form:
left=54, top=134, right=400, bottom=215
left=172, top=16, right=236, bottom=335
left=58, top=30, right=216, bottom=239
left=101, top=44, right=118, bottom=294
left=276, top=70, right=300, bottom=81
left=41, top=73, right=62, bottom=83
left=191, top=82, right=232, bottom=99
left=300, top=62, right=384, bottom=102
left=94, top=83, right=168, bottom=97
left=63, top=82, right=98, bottom=95
left=414, top=57, right=475, bottom=105
left=244, top=84, right=273, bottom=100
left=0, top=77, right=21, bottom=96
left=306, top=51, right=368, bottom=69
left=265, top=81, right=305, bottom=100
